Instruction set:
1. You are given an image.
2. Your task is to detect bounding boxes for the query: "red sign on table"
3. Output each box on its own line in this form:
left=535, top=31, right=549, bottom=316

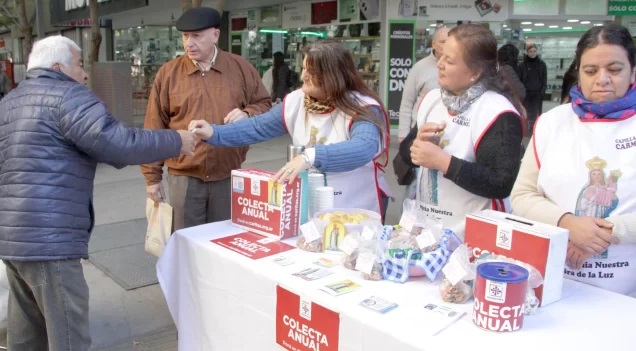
left=211, top=232, right=295, bottom=260
left=276, top=285, right=339, bottom=351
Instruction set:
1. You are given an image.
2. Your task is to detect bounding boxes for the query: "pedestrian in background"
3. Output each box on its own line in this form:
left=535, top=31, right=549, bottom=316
left=519, top=43, right=547, bottom=135
left=270, top=51, right=297, bottom=103
left=497, top=43, right=526, bottom=100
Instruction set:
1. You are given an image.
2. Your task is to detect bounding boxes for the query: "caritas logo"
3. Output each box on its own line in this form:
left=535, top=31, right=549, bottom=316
left=276, top=286, right=339, bottom=351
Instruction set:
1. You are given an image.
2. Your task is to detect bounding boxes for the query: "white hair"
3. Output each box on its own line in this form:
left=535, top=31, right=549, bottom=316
left=27, top=35, right=82, bottom=71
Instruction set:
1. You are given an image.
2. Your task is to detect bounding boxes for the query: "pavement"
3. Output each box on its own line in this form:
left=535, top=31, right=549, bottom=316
left=0, top=101, right=558, bottom=350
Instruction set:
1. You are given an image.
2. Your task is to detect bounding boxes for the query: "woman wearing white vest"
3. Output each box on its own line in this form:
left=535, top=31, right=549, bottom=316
left=189, top=39, right=391, bottom=217
left=512, top=24, right=636, bottom=297
left=401, top=24, right=525, bottom=239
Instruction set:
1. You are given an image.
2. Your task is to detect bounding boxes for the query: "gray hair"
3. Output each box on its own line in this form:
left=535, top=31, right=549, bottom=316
left=27, top=36, right=82, bottom=71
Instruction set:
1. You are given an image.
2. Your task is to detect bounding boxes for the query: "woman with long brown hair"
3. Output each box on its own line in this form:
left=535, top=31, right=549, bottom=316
left=400, top=24, right=524, bottom=238
left=189, top=39, right=391, bottom=216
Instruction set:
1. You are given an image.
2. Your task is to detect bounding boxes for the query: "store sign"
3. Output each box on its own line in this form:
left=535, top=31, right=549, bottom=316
left=54, top=18, right=112, bottom=28
left=386, top=20, right=415, bottom=126
left=397, top=0, right=508, bottom=21
left=276, top=285, right=340, bottom=351
left=260, top=5, right=282, bottom=27
left=230, top=33, right=242, bottom=55
left=282, top=1, right=311, bottom=29
left=52, top=0, right=148, bottom=24
left=65, top=0, right=108, bottom=11
left=608, top=0, right=636, bottom=15
left=211, top=232, right=295, bottom=260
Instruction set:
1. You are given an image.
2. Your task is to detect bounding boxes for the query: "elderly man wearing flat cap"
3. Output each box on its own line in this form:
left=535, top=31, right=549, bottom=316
left=141, top=7, right=271, bottom=230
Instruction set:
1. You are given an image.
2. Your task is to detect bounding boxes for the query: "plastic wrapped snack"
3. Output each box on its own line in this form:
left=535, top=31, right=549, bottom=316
left=296, top=235, right=322, bottom=252
left=440, top=279, right=473, bottom=304
left=439, top=244, right=476, bottom=303
left=398, top=199, right=445, bottom=253
left=362, top=260, right=384, bottom=281
left=341, top=226, right=386, bottom=281
left=296, top=220, right=324, bottom=253
left=388, top=228, right=460, bottom=281
left=358, top=239, right=386, bottom=281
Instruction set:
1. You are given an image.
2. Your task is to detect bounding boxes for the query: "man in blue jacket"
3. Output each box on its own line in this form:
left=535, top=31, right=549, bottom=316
left=0, top=36, right=196, bottom=350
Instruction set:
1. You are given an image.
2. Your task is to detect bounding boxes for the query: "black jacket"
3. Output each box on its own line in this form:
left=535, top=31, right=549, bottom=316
left=519, top=56, right=547, bottom=94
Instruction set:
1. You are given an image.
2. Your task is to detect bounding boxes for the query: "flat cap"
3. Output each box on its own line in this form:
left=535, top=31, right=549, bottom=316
left=176, top=7, right=221, bottom=32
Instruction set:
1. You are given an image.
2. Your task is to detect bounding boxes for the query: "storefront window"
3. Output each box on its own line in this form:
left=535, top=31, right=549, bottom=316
left=114, top=26, right=182, bottom=101
left=513, top=0, right=559, bottom=16
left=114, top=26, right=181, bottom=66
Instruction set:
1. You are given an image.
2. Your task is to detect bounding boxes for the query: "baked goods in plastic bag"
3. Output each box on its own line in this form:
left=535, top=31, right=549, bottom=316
left=296, top=220, right=324, bottom=253
left=340, top=224, right=386, bottom=281
left=440, top=279, right=472, bottom=304
left=440, top=244, right=476, bottom=303
left=398, top=199, right=445, bottom=253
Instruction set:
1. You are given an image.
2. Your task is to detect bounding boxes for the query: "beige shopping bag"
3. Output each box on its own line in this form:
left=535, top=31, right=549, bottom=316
left=145, top=199, right=173, bottom=257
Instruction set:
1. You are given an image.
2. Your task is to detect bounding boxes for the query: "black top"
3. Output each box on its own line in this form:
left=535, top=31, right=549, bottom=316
left=271, top=65, right=296, bottom=101
left=399, top=112, right=522, bottom=199
left=519, top=56, right=547, bottom=94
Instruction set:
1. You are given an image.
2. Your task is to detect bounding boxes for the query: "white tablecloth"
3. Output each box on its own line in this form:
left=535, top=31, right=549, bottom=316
left=157, top=221, right=636, bottom=351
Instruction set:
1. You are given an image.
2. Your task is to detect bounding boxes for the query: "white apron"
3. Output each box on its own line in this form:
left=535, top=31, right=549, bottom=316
left=535, top=104, right=636, bottom=297
left=283, top=90, right=390, bottom=214
left=415, top=90, right=519, bottom=239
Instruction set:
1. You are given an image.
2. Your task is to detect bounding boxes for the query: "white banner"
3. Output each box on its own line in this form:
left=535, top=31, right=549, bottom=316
left=392, top=0, right=508, bottom=21
left=282, top=1, right=312, bottom=29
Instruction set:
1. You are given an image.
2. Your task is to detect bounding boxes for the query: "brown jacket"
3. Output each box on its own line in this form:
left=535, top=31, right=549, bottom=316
left=141, top=51, right=271, bottom=185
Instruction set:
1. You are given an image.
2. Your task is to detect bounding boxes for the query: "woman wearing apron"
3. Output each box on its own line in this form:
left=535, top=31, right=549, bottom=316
left=189, top=39, right=391, bottom=218
left=512, top=24, right=636, bottom=297
left=402, top=24, right=525, bottom=239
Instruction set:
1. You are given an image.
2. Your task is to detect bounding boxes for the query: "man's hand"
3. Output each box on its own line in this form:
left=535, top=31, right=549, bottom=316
left=188, top=120, right=213, bottom=140
left=566, top=242, right=593, bottom=270
left=224, top=108, right=249, bottom=124
left=559, top=214, right=618, bottom=254
left=176, top=130, right=196, bottom=156
left=146, top=183, right=165, bottom=203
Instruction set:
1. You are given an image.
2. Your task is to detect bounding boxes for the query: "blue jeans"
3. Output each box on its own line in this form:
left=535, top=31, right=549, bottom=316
left=3, top=259, right=91, bottom=351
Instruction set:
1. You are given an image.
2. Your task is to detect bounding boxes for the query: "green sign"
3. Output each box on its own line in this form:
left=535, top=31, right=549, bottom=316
left=608, top=0, right=636, bottom=15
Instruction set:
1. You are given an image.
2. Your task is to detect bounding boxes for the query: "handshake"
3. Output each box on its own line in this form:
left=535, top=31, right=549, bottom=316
left=176, top=108, right=248, bottom=156
left=175, top=120, right=215, bottom=156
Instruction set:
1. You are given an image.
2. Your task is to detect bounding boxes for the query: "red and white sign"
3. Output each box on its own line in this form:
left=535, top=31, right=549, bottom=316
left=231, top=169, right=301, bottom=240
left=211, top=232, right=295, bottom=260
left=276, top=285, right=339, bottom=351
left=464, top=210, right=568, bottom=306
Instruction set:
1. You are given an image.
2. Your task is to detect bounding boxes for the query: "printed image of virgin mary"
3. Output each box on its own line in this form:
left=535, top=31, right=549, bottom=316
left=575, top=157, right=620, bottom=218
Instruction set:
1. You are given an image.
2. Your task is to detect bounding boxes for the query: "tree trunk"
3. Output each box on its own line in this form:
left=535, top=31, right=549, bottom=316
left=180, top=0, right=192, bottom=12
left=88, top=0, right=102, bottom=88
left=89, top=0, right=102, bottom=64
left=16, top=0, right=33, bottom=61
